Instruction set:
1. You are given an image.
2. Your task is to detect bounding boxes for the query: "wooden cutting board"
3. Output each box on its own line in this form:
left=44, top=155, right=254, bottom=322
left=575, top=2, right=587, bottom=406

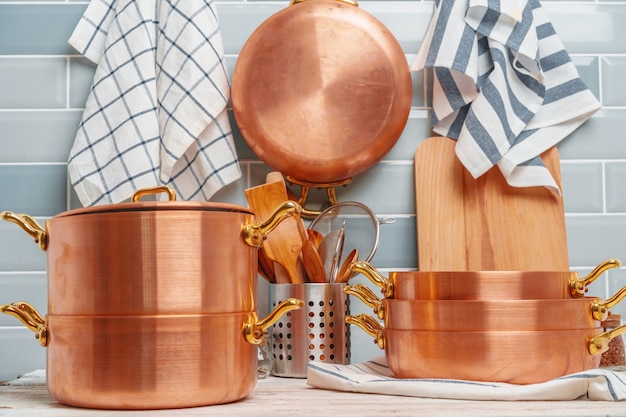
left=415, top=137, right=569, bottom=271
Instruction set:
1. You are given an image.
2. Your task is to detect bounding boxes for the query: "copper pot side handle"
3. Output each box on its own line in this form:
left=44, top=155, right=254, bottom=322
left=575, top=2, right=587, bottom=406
left=0, top=302, right=47, bottom=346
left=591, top=284, right=626, bottom=321
left=346, top=314, right=384, bottom=349
left=350, top=261, right=394, bottom=298
left=289, top=0, right=359, bottom=8
left=131, top=185, right=177, bottom=202
left=242, top=200, right=303, bottom=248
left=244, top=298, right=304, bottom=345
left=344, top=284, right=385, bottom=319
left=1, top=211, right=48, bottom=251
left=588, top=321, right=626, bottom=356
left=570, top=258, right=622, bottom=298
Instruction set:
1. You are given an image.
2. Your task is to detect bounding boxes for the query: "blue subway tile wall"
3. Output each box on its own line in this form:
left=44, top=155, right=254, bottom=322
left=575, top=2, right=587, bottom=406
left=1, top=1, right=626, bottom=381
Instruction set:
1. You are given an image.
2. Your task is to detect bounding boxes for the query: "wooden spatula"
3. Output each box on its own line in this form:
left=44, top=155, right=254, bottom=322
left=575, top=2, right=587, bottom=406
left=245, top=178, right=305, bottom=284
left=415, top=136, right=569, bottom=271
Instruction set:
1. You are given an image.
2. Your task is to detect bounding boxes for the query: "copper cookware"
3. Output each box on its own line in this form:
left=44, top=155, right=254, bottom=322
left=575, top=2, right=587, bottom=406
left=349, top=260, right=621, bottom=300
left=1, top=300, right=302, bottom=409
left=1, top=186, right=300, bottom=315
left=347, top=314, right=626, bottom=384
left=346, top=283, right=626, bottom=331
left=231, top=0, right=412, bottom=215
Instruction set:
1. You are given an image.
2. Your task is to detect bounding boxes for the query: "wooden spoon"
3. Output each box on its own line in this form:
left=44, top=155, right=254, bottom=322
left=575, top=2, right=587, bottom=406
left=335, top=248, right=358, bottom=283
left=297, top=220, right=326, bottom=283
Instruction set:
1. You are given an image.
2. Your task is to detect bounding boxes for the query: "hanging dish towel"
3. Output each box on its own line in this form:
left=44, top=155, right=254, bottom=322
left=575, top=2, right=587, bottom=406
left=308, top=358, right=626, bottom=401
left=412, top=0, right=600, bottom=193
left=68, top=0, right=241, bottom=206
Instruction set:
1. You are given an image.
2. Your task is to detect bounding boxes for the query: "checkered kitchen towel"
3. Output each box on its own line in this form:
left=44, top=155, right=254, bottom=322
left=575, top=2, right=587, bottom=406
left=412, top=0, right=600, bottom=194
left=68, top=0, right=241, bottom=206
left=308, top=358, right=626, bottom=401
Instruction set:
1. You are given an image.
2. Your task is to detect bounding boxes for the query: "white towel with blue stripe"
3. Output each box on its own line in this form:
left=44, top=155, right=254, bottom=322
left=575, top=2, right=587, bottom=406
left=411, top=0, right=600, bottom=194
left=307, top=358, right=626, bottom=401
left=67, top=0, right=241, bottom=206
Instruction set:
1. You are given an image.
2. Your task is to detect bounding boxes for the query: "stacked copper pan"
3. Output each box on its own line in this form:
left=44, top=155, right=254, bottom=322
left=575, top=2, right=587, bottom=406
left=345, top=137, right=626, bottom=384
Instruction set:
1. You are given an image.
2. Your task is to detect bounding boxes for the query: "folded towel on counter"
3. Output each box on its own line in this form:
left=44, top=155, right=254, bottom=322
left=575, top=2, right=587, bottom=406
left=412, top=0, right=600, bottom=194
left=3, top=369, right=45, bottom=386
left=68, top=0, right=241, bottom=206
left=307, top=358, right=626, bottom=401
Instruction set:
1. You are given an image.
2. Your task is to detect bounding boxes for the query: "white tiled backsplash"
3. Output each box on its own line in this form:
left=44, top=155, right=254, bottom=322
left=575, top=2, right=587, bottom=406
left=1, top=1, right=626, bottom=382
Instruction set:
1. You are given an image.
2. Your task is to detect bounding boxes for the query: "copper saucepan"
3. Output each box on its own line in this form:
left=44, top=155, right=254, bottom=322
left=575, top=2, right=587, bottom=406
left=231, top=0, right=412, bottom=215
left=345, top=284, right=626, bottom=331
left=1, top=300, right=302, bottom=409
left=1, top=186, right=300, bottom=315
left=349, top=260, right=622, bottom=300
left=347, top=314, right=626, bottom=384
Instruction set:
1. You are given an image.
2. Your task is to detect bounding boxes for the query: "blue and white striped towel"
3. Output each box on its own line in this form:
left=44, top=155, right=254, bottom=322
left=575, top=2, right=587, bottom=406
left=308, top=358, right=626, bottom=401
left=411, top=0, right=600, bottom=194
left=68, top=0, right=241, bottom=206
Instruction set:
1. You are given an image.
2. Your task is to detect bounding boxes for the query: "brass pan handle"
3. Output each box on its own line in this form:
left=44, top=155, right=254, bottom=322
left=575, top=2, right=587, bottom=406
left=591, top=284, right=626, bottom=321
left=1, top=211, right=48, bottom=251
left=346, top=314, right=384, bottom=349
left=242, top=200, right=303, bottom=248
left=588, top=321, right=626, bottom=356
left=289, top=0, right=358, bottom=7
left=570, top=258, right=622, bottom=298
left=244, top=298, right=304, bottom=344
left=0, top=302, right=48, bottom=346
left=344, top=284, right=385, bottom=319
left=350, top=261, right=394, bottom=298
left=132, top=185, right=177, bottom=202
left=284, top=176, right=352, bottom=218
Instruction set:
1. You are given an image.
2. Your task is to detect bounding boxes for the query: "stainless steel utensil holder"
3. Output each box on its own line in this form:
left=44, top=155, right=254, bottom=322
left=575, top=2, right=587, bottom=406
left=268, top=283, right=350, bottom=378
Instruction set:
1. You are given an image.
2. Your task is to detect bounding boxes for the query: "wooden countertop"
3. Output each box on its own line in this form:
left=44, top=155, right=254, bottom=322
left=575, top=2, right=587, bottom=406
left=2, top=376, right=625, bottom=416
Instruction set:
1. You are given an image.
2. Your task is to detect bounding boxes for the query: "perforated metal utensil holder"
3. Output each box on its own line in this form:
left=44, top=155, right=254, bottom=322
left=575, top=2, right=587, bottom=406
left=268, top=283, right=350, bottom=378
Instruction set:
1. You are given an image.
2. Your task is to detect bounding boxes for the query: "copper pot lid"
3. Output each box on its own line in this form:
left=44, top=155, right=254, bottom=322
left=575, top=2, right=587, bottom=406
left=231, top=0, right=412, bottom=184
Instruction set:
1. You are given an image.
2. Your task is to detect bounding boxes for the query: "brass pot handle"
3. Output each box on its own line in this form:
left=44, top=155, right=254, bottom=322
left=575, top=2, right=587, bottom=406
left=588, top=321, right=626, bottom=356
left=1, top=211, right=48, bottom=251
left=346, top=314, right=384, bottom=349
left=344, top=284, right=385, bottom=319
left=591, top=284, right=626, bottom=321
left=244, top=298, right=304, bottom=345
left=132, top=185, right=177, bottom=202
left=242, top=200, right=303, bottom=248
left=350, top=261, right=394, bottom=298
left=0, top=302, right=48, bottom=346
left=570, top=258, right=622, bottom=298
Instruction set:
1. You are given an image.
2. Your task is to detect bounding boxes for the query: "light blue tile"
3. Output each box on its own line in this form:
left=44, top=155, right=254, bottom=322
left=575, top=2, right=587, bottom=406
left=558, top=109, right=626, bottom=160
left=371, top=216, right=417, bottom=269
left=0, top=273, right=47, bottom=327
left=0, top=164, right=68, bottom=216
left=0, top=4, right=86, bottom=55
left=601, top=56, right=626, bottom=107
left=383, top=113, right=431, bottom=161
left=0, top=58, right=67, bottom=109
left=566, top=215, right=626, bottom=267
left=607, top=269, right=626, bottom=319
left=0, top=221, right=47, bottom=272
left=547, top=3, right=626, bottom=54
left=0, top=111, right=82, bottom=163
left=561, top=162, right=603, bottom=213
left=69, top=57, right=96, bottom=109
left=0, top=328, right=47, bottom=383
left=606, top=162, right=626, bottom=213
left=572, top=56, right=599, bottom=101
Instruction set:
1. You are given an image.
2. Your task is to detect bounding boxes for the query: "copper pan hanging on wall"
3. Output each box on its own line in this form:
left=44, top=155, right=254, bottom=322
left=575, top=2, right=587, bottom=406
left=231, top=0, right=412, bottom=216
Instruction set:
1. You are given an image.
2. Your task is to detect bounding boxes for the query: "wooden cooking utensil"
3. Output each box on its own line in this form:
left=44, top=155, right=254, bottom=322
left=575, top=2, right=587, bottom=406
left=245, top=180, right=305, bottom=283
left=297, top=220, right=326, bottom=283
left=415, top=136, right=569, bottom=271
left=335, top=248, right=358, bottom=284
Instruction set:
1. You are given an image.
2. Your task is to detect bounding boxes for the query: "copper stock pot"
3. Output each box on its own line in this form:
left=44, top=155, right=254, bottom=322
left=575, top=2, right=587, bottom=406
left=349, top=260, right=622, bottom=300
left=0, top=186, right=305, bottom=409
